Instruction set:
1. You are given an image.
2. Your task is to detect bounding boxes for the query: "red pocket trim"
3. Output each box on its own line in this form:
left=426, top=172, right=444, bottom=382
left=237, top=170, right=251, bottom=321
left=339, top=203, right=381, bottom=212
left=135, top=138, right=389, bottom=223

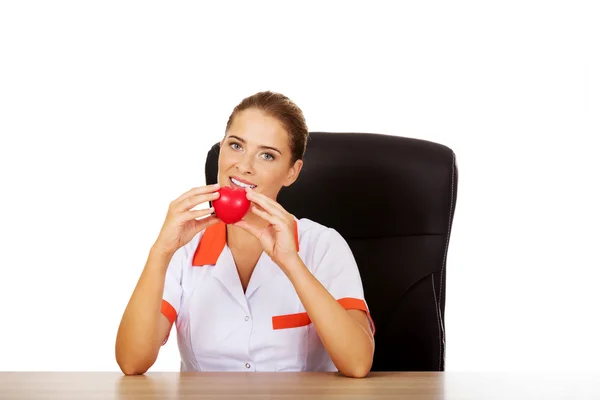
left=272, top=297, right=376, bottom=335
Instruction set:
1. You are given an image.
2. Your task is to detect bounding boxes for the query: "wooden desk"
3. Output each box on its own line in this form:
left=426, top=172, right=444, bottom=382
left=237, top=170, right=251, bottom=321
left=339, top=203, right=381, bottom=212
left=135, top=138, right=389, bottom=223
left=1, top=372, right=599, bottom=399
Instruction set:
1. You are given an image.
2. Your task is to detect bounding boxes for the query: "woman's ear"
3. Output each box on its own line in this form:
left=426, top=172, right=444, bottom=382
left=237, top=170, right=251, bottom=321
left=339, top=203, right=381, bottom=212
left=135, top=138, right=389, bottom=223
left=283, top=159, right=303, bottom=187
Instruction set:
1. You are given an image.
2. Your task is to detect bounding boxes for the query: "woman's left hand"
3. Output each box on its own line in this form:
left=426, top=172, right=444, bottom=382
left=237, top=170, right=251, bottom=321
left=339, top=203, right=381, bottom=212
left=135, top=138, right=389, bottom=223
left=233, top=188, right=300, bottom=269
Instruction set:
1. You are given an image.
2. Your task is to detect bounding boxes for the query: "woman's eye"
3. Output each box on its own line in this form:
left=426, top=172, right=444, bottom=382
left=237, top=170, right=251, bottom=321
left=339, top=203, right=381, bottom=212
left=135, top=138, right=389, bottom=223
left=229, top=142, right=273, bottom=160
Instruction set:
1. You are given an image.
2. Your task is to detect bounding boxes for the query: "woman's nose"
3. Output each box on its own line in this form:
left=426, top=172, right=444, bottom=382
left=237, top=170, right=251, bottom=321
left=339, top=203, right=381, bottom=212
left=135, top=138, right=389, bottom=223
left=235, top=154, right=254, bottom=174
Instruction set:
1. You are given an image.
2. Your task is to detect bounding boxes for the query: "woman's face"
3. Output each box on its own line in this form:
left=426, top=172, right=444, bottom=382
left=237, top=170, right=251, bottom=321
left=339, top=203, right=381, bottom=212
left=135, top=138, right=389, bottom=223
left=218, top=108, right=303, bottom=201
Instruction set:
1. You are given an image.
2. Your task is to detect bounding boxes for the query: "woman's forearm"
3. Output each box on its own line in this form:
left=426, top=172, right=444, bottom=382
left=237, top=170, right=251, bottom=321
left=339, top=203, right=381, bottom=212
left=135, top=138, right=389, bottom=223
left=115, top=246, right=172, bottom=375
left=283, top=256, right=374, bottom=378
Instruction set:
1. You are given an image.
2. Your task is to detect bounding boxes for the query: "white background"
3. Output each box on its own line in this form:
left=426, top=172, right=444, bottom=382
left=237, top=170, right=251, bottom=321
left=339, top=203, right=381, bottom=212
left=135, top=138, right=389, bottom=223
left=1, top=1, right=599, bottom=372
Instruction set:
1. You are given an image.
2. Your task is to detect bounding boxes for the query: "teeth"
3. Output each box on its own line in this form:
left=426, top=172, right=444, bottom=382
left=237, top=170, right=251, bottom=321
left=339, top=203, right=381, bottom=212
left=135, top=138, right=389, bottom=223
left=230, top=177, right=256, bottom=189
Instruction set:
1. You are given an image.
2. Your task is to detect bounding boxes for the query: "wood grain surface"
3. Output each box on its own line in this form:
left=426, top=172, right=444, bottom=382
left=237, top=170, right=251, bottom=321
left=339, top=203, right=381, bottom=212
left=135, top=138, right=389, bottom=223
left=0, top=372, right=599, bottom=399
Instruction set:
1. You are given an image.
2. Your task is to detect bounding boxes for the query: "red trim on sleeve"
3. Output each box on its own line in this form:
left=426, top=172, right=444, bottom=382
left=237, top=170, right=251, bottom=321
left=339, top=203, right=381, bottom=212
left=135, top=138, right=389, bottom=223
left=161, top=299, right=177, bottom=324
left=160, top=300, right=177, bottom=345
left=337, top=297, right=376, bottom=335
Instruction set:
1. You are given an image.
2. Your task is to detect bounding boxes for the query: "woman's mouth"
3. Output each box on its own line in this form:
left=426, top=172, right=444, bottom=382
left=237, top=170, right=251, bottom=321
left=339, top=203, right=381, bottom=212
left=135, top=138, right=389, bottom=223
left=229, top=177, right=257, bottom=189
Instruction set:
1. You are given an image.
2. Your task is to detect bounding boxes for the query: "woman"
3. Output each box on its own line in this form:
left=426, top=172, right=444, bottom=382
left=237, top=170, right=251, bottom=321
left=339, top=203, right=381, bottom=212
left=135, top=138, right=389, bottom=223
left=115, top=91, right=375, bottom=378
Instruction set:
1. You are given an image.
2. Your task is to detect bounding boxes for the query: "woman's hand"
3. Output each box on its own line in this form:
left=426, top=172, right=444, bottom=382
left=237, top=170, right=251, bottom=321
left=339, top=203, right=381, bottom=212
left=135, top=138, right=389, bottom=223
left=233, top=188, right=300, bottom=270
left=154, top=184, right=222, bottom=257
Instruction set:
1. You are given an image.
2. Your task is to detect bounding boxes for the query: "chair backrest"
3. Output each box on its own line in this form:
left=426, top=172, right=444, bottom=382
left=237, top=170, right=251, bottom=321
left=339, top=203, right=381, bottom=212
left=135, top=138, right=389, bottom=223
left=205, top=131, right=458, bottom=371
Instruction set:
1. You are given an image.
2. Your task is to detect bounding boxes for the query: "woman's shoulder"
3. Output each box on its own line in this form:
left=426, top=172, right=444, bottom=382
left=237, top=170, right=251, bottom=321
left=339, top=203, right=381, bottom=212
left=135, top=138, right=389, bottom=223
left=296, top=217, right=333, bottom=240
left=295, top=217, right=359, bottom=280
left=296, top=217, right=349, bottom=256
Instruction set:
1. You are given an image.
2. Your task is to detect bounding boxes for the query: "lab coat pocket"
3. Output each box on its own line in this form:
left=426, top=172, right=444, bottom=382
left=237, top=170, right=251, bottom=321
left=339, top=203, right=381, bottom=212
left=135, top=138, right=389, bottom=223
left=270, top=313, right=309, bottom=372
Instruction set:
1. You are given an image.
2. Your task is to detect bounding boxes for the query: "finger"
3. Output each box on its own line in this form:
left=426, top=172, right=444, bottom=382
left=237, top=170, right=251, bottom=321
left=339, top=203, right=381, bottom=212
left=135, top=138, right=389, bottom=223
left=175, top=183, right=220, bottom=203
left=193, top=214, right=221, bottom=233
left=250, top=204, right=283, bottom=226
left=173, top=183, right=220, bottom=207
left=182, top=207, right=215, bottom=222
left=245, top=190, right=287, bottom=219
left=177, top=191, right=220, bottom=213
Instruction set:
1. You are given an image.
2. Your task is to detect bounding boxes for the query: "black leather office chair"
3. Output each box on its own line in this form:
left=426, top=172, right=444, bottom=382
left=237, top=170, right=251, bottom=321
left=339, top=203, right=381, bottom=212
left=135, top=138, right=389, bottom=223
left=205, top=132, right=458, bottom=371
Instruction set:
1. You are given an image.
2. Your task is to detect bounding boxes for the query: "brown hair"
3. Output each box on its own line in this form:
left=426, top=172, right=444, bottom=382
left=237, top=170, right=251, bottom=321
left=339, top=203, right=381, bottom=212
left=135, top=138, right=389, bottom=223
left=225, top=91, right=308, bottom=165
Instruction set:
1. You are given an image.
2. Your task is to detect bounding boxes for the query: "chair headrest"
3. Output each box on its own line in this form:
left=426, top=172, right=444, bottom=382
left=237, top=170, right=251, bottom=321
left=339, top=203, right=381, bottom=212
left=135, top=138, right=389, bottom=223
left=205, top=132, right=457, bottom=239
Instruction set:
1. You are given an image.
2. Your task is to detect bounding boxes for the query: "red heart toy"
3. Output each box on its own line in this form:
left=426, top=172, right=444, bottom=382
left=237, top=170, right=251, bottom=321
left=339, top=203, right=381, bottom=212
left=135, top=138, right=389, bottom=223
left=212, top=186, right=251, bottom=224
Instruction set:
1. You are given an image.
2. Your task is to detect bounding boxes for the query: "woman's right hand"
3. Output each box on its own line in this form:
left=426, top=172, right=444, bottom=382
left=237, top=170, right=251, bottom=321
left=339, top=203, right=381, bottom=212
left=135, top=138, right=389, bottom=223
left=153, top=183, right=222, bottom=256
